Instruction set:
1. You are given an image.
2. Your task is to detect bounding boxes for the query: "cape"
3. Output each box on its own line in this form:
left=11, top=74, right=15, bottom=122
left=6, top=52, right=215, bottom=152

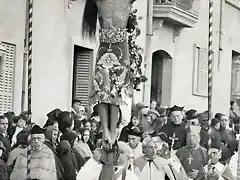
left=10, top=144, right=58, bottom=180
left=133, top=155, right=176, bottom=180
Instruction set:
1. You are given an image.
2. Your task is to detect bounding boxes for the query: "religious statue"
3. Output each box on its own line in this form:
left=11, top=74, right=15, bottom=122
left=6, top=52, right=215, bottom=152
left=82, top=0, right=138, bottom=151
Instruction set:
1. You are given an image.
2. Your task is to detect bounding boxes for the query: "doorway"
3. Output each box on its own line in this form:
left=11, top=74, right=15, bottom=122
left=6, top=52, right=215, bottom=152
left=150, top=50, right=172, bottom=106
left=231, top=50, right=240, bottom=106
left=151, top=51, right=163, bottom=103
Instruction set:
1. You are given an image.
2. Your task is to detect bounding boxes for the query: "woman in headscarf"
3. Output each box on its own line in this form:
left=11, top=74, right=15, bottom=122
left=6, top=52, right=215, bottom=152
left=118, top=115, right=141, bottom=142
left=44, top=126, right=59, bottom=153
left=7, top=130, right=29, bottom=166
left=76, top=128, right=93, bottom=158
left=44, top=126, right=64, bottom=180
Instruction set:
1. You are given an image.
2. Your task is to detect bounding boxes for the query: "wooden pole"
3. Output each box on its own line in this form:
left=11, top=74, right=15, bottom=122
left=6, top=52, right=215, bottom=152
left=100, top=152, right=115, bottom=180
left=207, top=0, right=213, bottom=178
left=27, top=0, right=33, bottom=179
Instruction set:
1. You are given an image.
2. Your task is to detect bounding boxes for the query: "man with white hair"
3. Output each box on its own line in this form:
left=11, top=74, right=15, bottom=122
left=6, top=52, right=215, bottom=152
left=10, top=125, right=60, bottom=180
left=133, top=136, right=175, bottom=180
left=76, top=141, right=138, bottom=180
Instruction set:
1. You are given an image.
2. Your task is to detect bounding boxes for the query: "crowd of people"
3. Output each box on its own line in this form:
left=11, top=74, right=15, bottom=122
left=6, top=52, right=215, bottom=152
left=0, top=98, right=239, bottom=180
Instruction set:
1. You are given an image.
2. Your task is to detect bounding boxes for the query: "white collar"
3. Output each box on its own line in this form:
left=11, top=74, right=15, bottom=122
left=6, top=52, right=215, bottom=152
left=71, top=108, right=77, bottom=115
left=1, top=133, right=6, bottom=137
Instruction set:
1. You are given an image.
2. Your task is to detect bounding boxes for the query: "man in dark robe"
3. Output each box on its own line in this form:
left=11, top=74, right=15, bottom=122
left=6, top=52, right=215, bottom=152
left=159, top=105, right=186, bottom=150
left=218, top=113, right=237, bottom=159
left=0, top=115, right=11, bottom=162
left=210, top=118, right=229, bottom=163
left=176, top=125, right=208, bottom=180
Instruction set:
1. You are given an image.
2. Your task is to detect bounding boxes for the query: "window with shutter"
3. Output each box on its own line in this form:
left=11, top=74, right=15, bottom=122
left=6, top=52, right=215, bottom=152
left=192, top=44, right=211, bottom=97
left=0, top=42, right=15, bottom=114
left=72, top=46, right=93, bottom=108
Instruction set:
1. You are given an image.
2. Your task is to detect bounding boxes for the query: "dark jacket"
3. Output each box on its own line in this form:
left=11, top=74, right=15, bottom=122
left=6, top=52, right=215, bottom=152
left=0, top=159, right=8, bottom=180
left=0, top=134, right=10, bottom=162
left=56, top=141, right=79, bottom=180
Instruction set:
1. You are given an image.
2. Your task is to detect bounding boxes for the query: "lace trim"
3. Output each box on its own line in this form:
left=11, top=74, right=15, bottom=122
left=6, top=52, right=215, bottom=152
left=99, top=27, right=127, bottom=44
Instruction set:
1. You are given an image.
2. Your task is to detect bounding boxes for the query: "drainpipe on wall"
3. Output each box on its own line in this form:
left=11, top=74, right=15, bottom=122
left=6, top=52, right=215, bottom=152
left=21, top=0, right=29, bottom=111
left=143, top=0, right=154, bottom=104
left=217, top=0, right=224, bottom=69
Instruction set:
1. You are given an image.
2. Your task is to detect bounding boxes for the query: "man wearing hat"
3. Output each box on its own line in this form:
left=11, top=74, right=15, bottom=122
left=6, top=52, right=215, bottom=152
left=71, top=98, right=82, bottom=116
left=141, top=110, right=157, bottom=134
left=127, top=127, right=143, bottom=160
left=176, top=125, right=208, bottom=180
left=159, top=105, right=187, bottom=150
left=198, top=111, right=212, bottom=132
left=10, top=125, right=60, bottom=180
left=9, top=115, right=27, bottom=147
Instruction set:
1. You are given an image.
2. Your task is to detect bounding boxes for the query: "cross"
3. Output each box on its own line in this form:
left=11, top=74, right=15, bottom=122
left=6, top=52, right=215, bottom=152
left=169, top=133, right=178, bottom=150
left=187, top=155, right=193, bottom=164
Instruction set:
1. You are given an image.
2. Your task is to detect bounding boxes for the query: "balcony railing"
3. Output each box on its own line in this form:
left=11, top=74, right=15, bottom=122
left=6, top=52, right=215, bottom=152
left=153, top=0, right=199, bottom=28
left=154, top=0, right=199, bottom=16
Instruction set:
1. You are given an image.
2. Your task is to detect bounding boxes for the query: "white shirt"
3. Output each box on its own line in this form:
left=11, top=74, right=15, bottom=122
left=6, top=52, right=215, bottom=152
left=128, top=142, right=143, bottom=160
left=11, top=127, right=23, bottom=146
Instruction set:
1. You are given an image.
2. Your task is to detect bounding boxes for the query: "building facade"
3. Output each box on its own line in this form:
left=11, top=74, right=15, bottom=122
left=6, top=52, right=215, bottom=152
left=0, top=0, right=240, bottom=125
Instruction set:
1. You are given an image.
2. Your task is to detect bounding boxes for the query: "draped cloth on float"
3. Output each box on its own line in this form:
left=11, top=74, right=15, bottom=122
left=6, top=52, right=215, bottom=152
left=91, top=27, right=131, bottom=105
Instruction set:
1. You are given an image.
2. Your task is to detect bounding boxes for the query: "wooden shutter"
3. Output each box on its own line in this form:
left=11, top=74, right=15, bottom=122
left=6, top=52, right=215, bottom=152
left=73, top=47, right=93, bottom=108
left=192, top=45, right=209, bottom=97
left=0, top=42, right=15, bottom=114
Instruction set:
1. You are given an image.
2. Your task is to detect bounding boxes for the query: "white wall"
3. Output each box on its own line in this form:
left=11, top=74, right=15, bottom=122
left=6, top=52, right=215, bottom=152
left=144, top=0, right=238, bottom=113
left=0, top=0, right=26, bottom=115
left=2, top=0, right=240, bottom=124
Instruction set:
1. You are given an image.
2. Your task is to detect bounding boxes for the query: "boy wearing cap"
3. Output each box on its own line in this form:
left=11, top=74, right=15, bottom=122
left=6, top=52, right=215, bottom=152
left=127, top=127, right=143, bottom=160
left=9, top=115, right=27, bottom=147
left=10, top=125, right=60, bottom=180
